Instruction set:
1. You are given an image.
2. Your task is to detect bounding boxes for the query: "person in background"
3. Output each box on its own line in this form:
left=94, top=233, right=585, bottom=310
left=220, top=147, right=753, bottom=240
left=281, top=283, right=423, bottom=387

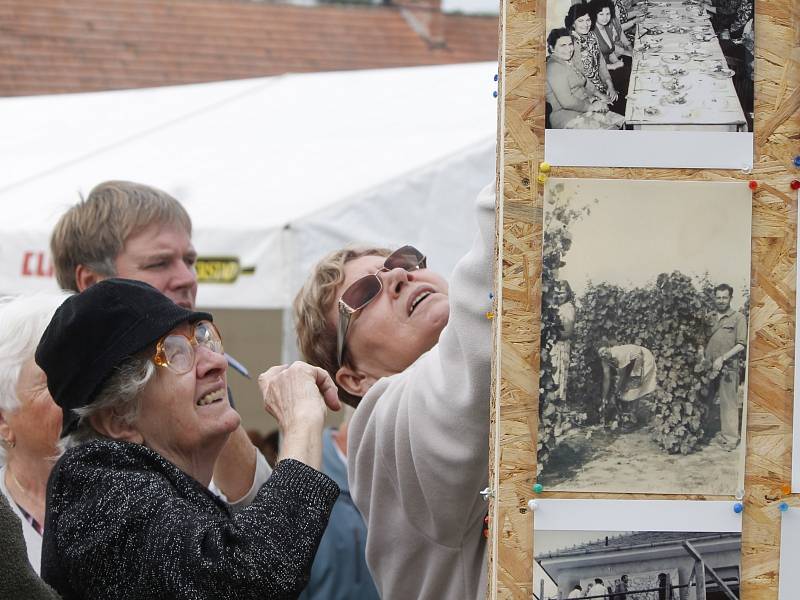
left=590, top=0, right=632, bottom=113
left=300, top=404, right=379, bottom=600
left=566, top=3, right=622, bottom=114
left=0, top=493, right=60, bottom=600
left=704, top=283, right=746, bottom=451
left=37, top=279, right=340, bottom=599
left=50, top=180, right=269, bottom=505
left=552, top=280, right=576, bottom=405
left=0, top=292, right=71, bottom=573
left=546, top=28, right=624, bottom=129
left=293, top=182, right=495, bottom=600
left=614, top=574, right=629, bottom=600
left=599, top=343, right=657, bottom=429
left=567, top=583, right=583, bottom=598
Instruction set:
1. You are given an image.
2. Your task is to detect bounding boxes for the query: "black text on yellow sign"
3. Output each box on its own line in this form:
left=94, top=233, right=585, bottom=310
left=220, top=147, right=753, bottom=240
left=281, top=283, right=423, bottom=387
left=195, top=258, right=256, bottom=284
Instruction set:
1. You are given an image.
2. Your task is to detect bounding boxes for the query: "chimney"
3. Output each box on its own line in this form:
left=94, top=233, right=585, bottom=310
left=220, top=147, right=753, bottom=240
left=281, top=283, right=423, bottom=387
left=395, top=0, right=446, bottom=49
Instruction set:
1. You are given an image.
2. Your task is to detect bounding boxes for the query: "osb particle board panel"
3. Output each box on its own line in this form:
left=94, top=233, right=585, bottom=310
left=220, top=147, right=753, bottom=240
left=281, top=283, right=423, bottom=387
left=489, top=0, right=799, bottom=598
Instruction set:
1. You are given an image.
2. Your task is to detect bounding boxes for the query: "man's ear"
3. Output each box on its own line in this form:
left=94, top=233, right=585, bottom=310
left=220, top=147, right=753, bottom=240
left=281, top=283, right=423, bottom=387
left=335, top=364, right=376, bottom=399
left=88, top=410, right=143, bottom=445
left=74, top=264, right=106, bottom=292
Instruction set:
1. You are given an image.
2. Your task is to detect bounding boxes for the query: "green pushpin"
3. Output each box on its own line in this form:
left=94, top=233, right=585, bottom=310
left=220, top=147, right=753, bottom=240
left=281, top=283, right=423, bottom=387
left=533, top=483, right=543, bottom=494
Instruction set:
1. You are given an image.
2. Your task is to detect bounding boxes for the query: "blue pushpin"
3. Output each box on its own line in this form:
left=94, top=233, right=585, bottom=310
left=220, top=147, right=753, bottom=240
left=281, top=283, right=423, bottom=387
left=795, top=155, right=800, bottom=167
left=493, top=90, right=498, bottom=98
left=779, top=502, right=789, bottom=512
left=533, top=483, right=544, bottom=493
left=489, top=292, right=494, bottom=300
left=733, top=502, right=744, bottom=514
left=494, top=73, right=499, bottom=82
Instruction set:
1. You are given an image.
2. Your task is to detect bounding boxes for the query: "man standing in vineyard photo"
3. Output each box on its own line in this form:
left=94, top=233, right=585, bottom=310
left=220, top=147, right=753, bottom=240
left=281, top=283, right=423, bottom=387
left=704, top=284, right=747, bottom=452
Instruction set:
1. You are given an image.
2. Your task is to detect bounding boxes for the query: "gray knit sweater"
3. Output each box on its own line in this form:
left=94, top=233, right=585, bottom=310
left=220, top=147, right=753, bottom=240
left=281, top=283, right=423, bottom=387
left=42, top=439, right=339, bottom=600
left=348, top=181, right=495, bottom=600
left=0, top=493, right=61, bottom=600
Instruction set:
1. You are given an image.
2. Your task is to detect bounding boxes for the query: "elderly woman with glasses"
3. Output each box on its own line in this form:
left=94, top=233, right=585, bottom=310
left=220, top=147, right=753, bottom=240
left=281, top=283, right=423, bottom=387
left=0, top=292, right=71, bottom=574
left=36, top=279, right=341, bottom=600
left=292, top=182, right=495, bottom=600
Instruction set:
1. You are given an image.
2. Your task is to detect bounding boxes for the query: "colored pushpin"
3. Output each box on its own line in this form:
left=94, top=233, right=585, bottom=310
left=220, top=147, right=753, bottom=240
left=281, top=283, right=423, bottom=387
left=489, top=292, right=494, bottom=300
left=537, top=173, right=548, bottom=184
left=494, top=73, right=499, bottom=82
left=528, top=499, right=538, bottom=511
left=533, top=483, right=544, bottom=493
left=733, top=502, right=744, bottom=514
left=748, top=180, right=758, bottom=190
left=493, top=90, right=498, bottom=98
left=539, top=161, right=551, bottom=173
left=791, top=180, right=800, bottom=190
left=485, top=311, right=495, bottom=320
left=782, top=484, right=792, bottom=495
left=779, top=502, right=789, bottom=512
left=794, top=156, right=800, bottom=167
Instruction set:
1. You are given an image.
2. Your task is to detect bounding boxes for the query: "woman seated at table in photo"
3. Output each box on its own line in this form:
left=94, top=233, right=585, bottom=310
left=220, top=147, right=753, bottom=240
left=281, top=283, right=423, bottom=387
left=566, top=3, right=625, bottom=115
left=613, top=0, right=644, bottom=43
left=36, top=279, right=341, bottom=600
left=0, top=292, right=71, bottom=575
left=546, top=28, right=625, bottom=129
left=590, top=0, right=632, bottom=106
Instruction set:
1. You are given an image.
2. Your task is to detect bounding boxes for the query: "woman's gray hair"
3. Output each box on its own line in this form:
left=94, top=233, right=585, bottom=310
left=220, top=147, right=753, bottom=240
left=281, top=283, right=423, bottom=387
left=58, top=354, right=155, bottom=453
left=0, top=292, right=72, bottom=463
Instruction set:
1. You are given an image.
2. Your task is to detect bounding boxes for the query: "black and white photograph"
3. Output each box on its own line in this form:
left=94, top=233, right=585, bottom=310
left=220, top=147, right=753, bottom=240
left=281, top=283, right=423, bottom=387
left=537, top=178, right=752, bottom=495
left=535, top=528, right=742, bottom=599
left=543, top=0, right=754, bottom=168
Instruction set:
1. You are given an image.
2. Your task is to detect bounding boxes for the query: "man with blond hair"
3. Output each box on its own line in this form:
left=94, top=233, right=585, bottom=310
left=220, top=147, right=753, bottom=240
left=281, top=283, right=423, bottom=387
left=50, top=180, right=268, bottom=504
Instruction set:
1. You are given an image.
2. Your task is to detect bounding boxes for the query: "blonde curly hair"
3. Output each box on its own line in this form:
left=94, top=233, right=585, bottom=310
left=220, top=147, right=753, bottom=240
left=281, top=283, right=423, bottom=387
left=293, top=246, right=391, bottom=407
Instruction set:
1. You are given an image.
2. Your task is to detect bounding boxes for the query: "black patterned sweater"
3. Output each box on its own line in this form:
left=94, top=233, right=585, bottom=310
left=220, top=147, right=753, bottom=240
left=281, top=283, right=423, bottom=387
left=41, top=439, right=339, bottom=600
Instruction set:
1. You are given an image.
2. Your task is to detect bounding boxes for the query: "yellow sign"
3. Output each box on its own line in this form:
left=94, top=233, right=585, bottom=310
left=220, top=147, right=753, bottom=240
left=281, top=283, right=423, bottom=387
left=195, top=257, right=255, bottom=284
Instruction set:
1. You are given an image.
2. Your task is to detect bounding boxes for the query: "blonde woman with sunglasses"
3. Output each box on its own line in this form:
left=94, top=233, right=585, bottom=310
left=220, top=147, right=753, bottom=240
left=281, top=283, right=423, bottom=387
left=294, top=181, right=496, bottom=600
left=36, top=279, right=341, bottom=600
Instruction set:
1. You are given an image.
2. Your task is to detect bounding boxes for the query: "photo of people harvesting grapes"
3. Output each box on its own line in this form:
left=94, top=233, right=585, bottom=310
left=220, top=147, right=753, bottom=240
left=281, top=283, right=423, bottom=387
left=537, top=178, right=752, bottom=495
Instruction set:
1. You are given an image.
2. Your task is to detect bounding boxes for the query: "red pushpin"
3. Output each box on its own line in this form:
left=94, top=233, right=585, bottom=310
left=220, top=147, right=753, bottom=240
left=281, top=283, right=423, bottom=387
left=791, top=180, right=800, bottom=190
left=748, top=180, right=758, bottom=190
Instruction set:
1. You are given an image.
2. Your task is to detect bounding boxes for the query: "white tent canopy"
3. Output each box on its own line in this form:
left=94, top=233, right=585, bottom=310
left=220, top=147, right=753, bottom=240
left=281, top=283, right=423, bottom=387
left=0, top=62, right=497, bottom=309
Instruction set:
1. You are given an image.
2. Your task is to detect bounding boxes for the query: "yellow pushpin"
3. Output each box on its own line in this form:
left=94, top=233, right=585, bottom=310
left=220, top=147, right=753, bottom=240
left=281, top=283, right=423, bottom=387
left=539, top=161, right=551, bottom=173
left=485, top=311, right=495, bottom=320
left=537, top=173, right=548, bottom=184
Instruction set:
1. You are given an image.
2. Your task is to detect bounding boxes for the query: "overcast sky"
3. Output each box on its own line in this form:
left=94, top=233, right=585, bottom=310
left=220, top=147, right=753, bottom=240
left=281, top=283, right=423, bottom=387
left=546, top=178, right=752, bottom=308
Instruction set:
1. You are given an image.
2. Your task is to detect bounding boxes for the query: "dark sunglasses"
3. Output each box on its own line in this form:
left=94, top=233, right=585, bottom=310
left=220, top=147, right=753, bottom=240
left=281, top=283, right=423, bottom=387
left=336, top=245, right=426, bottom=367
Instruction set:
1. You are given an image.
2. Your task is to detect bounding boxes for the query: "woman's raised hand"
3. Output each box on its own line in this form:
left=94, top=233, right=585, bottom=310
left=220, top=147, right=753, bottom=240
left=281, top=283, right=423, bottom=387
left=258, top=362, right=341, bottom=469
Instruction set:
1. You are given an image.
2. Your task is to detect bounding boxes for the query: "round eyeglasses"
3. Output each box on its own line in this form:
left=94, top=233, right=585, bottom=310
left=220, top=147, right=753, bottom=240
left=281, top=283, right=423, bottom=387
left=153, top=320, right=224, bottom=375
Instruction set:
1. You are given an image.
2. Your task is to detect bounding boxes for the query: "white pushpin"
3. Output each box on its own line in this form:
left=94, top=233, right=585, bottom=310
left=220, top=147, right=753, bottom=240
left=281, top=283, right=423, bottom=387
left=528, top=499, right=538, bottom=511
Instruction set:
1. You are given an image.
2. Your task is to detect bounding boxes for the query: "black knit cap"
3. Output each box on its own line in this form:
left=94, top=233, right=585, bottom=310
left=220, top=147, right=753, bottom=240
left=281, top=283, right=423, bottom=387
left=35, top=278, right=212, bottom=437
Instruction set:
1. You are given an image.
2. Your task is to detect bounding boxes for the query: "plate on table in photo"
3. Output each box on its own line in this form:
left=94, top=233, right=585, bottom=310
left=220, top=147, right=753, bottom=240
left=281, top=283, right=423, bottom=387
left=640, top=56, right=662, bottom=68
left=661, top=77, right=691, bottom=92
left=660, top=64, right=689, bottom=76
left=537, top=179, right=751, bottom=494
left=667, top=25, right=691, bottom=34
left=660, top=91, right=689, bottom=105
left=692, top=31, right=716, bottom=41
left=702, top=62, right=735, bottom=77
left=642, top=26, right=665, bottom=35
left=662, top=53, right=690, bottom=65
left=639, top=41, right=664, bottom=52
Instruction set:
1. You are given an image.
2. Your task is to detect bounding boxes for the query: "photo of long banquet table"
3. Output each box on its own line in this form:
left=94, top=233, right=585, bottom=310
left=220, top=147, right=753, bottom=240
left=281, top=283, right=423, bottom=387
left=625, top=0, right=748, bottom=131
